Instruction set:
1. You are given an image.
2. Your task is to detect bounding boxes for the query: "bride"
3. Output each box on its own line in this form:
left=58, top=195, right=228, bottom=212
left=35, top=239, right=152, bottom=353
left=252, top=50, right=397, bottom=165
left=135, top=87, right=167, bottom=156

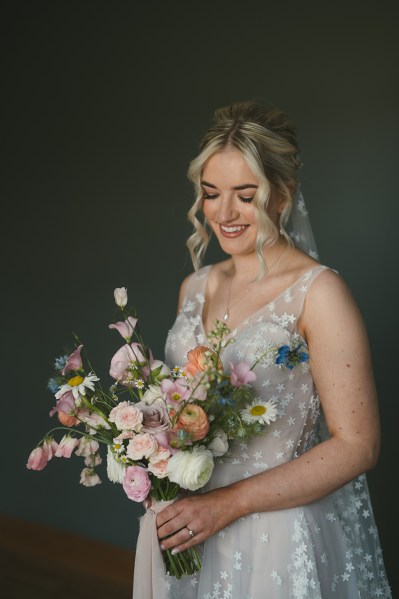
left=140, top=101, right=390, bottom=598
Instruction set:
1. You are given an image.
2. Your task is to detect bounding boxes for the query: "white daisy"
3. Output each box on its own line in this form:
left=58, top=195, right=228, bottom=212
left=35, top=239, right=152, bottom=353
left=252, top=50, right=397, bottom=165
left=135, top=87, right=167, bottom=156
left=55, top=372, right=100, bottom=400
left=135, top=378, right=145, bottom=389
left=241, top=399, right=278, bottom=425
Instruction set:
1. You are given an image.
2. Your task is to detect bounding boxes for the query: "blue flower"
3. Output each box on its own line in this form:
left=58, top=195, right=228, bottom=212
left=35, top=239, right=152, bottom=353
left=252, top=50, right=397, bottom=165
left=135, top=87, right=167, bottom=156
left=275, top=343, right=309, bottom=369
left=219, top=396, right=234, bottom=406
left=54, top=355, right=68, bottom=371
left=47, top=378, right=60, bottom=394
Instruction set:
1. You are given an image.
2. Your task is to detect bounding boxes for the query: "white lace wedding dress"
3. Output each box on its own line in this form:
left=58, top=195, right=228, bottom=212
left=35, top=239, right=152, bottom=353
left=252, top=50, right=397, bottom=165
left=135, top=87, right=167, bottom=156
left=163, top=264, right=391, bottom=598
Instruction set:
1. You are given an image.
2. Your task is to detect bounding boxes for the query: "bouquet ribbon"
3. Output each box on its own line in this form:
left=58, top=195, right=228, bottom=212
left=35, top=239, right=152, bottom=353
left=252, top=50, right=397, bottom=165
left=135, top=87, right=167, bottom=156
left=133, top=499, right=175, bottom=599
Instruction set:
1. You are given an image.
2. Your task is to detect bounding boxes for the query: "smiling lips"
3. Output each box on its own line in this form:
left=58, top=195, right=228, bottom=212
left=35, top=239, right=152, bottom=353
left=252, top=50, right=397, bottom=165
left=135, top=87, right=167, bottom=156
left=219, top=224, right=250, bottom=238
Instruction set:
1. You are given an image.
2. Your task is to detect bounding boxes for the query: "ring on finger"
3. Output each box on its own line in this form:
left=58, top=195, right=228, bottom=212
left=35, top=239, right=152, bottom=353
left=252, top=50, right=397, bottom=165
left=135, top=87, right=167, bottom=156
left=186, top=526, right=195, bottom=538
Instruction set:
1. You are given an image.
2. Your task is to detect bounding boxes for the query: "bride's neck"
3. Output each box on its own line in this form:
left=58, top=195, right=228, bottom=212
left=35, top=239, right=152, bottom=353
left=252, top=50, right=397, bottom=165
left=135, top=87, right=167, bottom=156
left=228, top=241, right=289, bottom=282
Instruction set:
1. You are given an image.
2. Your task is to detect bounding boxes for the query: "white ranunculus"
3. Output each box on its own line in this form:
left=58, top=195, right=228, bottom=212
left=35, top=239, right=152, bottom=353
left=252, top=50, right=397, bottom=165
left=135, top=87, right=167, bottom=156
left=167, top=445, right=214, bottom=491
left=106, top=447, right=127, bottom=484
left=114, top=287, right=128, bottom=307
left=207, top=430, right=229, bottom=457
left=141, top=384, right=165, bottom=405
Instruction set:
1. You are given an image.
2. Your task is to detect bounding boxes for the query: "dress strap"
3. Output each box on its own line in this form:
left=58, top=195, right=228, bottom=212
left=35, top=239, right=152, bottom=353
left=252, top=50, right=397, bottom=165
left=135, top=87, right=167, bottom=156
left=269, top=264, right=331, bottom=335
left=181, top=265, right=211, bottom=311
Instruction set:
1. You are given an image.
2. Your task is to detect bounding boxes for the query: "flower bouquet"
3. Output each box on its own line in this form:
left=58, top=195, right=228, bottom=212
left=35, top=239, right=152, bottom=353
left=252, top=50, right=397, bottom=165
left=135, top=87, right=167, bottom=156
left=27, top=287, right=307, bottom=578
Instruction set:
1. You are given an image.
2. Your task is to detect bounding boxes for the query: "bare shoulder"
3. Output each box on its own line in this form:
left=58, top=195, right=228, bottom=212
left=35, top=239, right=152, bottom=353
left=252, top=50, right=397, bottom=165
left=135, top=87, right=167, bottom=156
left=204, top=259, right=232, bottom=295
left=301, top=267, right=367, bottom=343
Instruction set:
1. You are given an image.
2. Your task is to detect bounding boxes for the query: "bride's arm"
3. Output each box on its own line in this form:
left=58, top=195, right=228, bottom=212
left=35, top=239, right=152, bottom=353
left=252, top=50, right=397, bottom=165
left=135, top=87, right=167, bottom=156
left=157, top=269, right=381, bottom=554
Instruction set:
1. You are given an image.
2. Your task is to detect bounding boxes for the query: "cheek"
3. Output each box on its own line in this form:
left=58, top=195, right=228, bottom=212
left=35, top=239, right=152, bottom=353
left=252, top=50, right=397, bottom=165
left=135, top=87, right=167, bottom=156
left=243, top=205, right=257, bottom=226
left=202, top=200, right=216, bottom=222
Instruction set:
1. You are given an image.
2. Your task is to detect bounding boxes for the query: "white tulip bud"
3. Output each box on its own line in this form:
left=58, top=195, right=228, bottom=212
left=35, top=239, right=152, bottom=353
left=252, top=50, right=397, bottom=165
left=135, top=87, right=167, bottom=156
left=114, top=287, right=128, bottom=307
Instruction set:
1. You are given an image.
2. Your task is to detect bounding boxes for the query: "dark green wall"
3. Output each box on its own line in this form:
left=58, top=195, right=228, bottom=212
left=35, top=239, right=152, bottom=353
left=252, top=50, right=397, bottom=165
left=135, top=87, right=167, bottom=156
left=2, top=1, right=397, bottom=593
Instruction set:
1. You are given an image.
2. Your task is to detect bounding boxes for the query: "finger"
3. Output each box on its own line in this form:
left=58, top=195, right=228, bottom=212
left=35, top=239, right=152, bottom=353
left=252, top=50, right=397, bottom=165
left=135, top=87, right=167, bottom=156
left=160, top=526, right=195, bottom=551
left=157, top=514, right=188, bottom=540
left=156, top=503, right=184, bottom=528
left=169, top=530, right=204, bottom=555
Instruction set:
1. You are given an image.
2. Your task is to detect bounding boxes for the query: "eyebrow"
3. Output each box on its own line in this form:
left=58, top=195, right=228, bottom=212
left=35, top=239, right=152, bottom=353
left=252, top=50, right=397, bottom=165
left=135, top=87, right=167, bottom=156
left=201, top=180, right=258, bottom=190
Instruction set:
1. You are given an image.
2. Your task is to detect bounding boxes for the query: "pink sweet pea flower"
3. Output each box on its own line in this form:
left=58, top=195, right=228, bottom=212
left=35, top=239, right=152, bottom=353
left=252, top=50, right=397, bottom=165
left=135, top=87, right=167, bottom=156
left=161, top=378, right=190, bottom=407
left=108, top=316, right=138, bottom=341
left=123, top=466, right=151, bottom=502
left=49, top=390, right=76, bottom=417
left=55, top=435, right=79, bottom=458
left=61, top=345, right=83, bottom=375
left=75, top=436, right=100, bottom=457
left=42, top=437, right=59, bottom=460
left=26, top=446, right=50, bottom=471
left=80, top=468, right=101, bottom=487
left=229, top=362, right=257, bottom=387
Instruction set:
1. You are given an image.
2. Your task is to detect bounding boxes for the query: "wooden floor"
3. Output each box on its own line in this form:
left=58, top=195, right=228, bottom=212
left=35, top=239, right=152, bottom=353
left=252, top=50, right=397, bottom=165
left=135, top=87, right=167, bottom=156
left=0, top=514, right=135, bottom=599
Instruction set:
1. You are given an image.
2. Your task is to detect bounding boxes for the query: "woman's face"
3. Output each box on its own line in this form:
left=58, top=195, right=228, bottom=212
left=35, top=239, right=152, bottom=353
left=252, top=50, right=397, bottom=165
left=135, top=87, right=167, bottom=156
left=201, top=148, right=281, bottom=257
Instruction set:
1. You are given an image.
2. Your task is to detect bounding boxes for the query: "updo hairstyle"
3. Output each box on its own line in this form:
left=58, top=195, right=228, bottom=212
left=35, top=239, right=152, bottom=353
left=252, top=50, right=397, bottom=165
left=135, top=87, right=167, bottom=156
left=186, top=101, right=302, bottom=275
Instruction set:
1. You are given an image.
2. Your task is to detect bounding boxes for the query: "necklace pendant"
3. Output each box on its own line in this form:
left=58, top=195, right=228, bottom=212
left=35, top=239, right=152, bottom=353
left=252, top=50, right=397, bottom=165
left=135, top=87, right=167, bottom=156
left=223, top=311, right=229, bottom=322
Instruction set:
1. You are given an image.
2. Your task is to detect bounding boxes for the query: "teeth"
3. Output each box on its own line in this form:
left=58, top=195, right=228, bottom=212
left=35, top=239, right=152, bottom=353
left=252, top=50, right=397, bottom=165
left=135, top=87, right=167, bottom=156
left=221, top=225, right=247, bottom=232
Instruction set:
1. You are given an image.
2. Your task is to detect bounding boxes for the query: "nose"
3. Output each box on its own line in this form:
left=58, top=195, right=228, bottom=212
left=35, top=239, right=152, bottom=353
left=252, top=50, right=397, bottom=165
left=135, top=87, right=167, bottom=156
left=215, top=194, right=239, bottom=223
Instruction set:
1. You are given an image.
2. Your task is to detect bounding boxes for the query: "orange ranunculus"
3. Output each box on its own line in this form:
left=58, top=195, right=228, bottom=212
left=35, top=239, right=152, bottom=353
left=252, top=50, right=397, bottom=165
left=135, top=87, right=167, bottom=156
left=170, top=404, right=209, bottom=441
left=184, top=345, right=222, bottom=377
left=58, top=411, right=80, bottom=427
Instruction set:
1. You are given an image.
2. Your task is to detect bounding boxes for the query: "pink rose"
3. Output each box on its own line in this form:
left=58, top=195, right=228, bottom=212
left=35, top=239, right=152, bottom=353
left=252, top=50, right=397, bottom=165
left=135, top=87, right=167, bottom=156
left=62, top=345, right=83, bottom=375
left=109, top=316, right=138, bottom=341
left=148, top=458, right=169, bottom=478
left=139, top=402, right=170, bottom=434
left=126, top=433, right=158, bottom=460
left=123, top=466, right=151, bottom=502
left=109, top=401, right=143, bottom=432
left=229, top=362, right=257, bottom=387
left=26, top=446, right=49, bottom=471
left=148, top=446, right=170, bottom=478
left=150, top=446, right=170, bottom=462
left=55, top=435, right=79, bottom=458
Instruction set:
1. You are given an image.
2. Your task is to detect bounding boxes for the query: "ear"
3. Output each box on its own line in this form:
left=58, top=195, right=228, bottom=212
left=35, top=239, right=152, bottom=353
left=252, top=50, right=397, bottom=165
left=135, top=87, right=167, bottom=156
left=277, top=197, right=286, bottom=214
left=277, top=183, right=295, bottom=214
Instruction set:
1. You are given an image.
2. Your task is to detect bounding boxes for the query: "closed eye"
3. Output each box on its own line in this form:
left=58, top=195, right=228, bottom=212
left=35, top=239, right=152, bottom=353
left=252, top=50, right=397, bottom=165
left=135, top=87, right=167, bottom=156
left=202, top=192, right=219, bottom=200
left=238, top=196, right=254, bottom=203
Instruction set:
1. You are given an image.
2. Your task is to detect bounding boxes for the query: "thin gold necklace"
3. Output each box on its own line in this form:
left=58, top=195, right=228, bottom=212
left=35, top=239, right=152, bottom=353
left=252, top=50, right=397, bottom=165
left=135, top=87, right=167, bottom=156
left=222, top=246, right=288, bottom=322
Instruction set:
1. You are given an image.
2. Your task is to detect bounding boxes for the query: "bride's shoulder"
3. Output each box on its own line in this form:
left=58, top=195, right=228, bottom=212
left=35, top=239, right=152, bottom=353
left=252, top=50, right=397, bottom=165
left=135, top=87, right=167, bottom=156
left=176, top=264, right=214, bottom=312
left=302, top=264, right=357, bottom=324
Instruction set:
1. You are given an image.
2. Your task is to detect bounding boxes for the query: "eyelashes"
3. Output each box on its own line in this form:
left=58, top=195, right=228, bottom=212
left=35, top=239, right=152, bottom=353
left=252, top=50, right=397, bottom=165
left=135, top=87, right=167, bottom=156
left=201, top=192, right=254, bottom=204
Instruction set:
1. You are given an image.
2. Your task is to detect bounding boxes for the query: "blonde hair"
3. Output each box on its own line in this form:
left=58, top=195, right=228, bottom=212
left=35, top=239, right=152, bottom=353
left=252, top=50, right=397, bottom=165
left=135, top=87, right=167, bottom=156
left=186, top=101, right=302, bottom=275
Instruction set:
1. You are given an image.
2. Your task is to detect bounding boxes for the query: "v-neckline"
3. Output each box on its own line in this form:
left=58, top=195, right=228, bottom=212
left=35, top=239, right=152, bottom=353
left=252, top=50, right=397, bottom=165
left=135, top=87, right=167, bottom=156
left=199, top=264, right=324, bottom=341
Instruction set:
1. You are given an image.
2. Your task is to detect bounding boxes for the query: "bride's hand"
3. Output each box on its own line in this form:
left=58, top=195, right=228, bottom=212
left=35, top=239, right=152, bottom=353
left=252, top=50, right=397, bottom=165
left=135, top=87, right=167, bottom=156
left=156, top=487, right=242, bottom=554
